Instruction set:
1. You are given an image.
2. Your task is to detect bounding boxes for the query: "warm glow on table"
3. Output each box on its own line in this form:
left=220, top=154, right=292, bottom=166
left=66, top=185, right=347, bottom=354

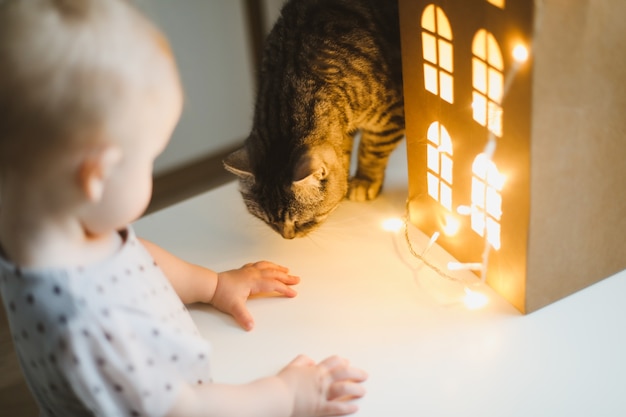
left=135, top=145, right=626, bottom=416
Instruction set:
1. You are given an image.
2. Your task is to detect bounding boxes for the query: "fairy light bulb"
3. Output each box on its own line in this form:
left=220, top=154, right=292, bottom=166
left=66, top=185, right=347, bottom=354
left=512, top=44, right=529, bottom=63
left=456, top=205, right=472, bottom=216
left=421, top=231, right=440, bottom=256
left=463, top=287, right=489, bottom=310
left=381, top=217, right=404, bottom=232
left=442, top=214, right=461, bottom=236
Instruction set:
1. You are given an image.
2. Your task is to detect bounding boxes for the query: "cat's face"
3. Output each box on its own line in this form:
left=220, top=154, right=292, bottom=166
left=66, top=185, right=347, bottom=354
left=223, top=144, right=347, bottom=239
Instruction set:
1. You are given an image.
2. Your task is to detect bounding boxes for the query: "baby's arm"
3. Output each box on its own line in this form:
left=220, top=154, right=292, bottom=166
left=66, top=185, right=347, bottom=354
left=139, top=239, right=299, bottom=330
left=166, top=355, right=368, bottom=417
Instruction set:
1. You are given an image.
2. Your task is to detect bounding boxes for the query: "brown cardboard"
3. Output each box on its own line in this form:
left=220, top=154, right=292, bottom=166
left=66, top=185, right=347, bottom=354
left=398, top=0, right=626, bottom=313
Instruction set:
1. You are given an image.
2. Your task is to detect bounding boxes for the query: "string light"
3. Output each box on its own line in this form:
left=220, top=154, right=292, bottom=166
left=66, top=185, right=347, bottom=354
left=399, top=212, right=488, bottom=309
left=401, top=200, right=465, bottom=284
left=394, top=43, right=531, bottom=310
left=447, top=262, right=483, bottom=271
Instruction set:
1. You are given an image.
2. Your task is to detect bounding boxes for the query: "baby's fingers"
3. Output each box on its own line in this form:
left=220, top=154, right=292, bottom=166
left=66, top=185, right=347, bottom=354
left=252, top=278, right=298, bottom=297
left=229, top=300, right=255, bottom=331
left=250, top=260, right=290, bottom=272
left=330, top=365, right=369, bottom=383
left=276, top=274, right=300, bottom=290
left=328, top=379, right=367, bottom=401
left=320, top=400, right=360, bottom=416
left=254, top=268, right=300, bottom=291
left=258, top=267, right=300, bottom=285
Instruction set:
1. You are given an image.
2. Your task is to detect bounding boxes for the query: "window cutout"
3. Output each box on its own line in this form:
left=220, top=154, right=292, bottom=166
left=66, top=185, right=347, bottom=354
left=439, top=72, right=454, bottom=104
left=427, top=172, right=440, bottom=201
left=472, top=92, right=487, bottom=126
left=473, top=59, right=487, bottom=94
left=422, top=33, right=437, bottom=64
left=421, top=5, right=454, bottom=104
left=436, top=7, right=452, bottom=40
left=488, top=68, right=503, bottom=101
left=421, top=4, right=436, bottom=32
left=487, top=0, right=505, bottom=9
left=440, top=153, right=453, bottom=184
left=440, top=183, right=452, bottom=212
left=472, top=30, right=504, bottom=137
left=487, top=102, right=503, bottom=137
left=471, top=154, right=505, bottom=250
left=424, top=64, right=439, bottom=96
left=426, top=122, right=454, bottom=211
left=438, top=39, right=453, bottom=72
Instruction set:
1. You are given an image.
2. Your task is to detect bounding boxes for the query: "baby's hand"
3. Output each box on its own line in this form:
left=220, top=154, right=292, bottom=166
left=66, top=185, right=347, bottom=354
left=278, top=355, right=368, bottom=417
left=212, top=261, right=299, bottom=330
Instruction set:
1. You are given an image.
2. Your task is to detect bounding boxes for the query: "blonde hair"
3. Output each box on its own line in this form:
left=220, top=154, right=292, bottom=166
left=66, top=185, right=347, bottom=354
left=0, top=0, right=178, bottom=173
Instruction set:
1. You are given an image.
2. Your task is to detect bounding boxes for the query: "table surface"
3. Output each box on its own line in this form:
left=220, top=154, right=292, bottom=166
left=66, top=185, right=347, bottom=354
left=134, top=144, right=626, bottom=417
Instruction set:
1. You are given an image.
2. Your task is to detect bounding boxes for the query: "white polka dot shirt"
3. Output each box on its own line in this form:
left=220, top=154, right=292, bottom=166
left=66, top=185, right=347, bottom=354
left=0, top=227, right=212, bottom=417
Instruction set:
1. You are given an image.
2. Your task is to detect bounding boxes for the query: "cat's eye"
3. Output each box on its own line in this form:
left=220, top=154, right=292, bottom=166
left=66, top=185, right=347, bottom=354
left=296, top=220, right=317, bottom=231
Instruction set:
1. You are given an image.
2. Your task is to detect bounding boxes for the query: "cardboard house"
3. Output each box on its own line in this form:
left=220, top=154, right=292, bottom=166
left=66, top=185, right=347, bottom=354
left=398, top=0, right=626, bottom=313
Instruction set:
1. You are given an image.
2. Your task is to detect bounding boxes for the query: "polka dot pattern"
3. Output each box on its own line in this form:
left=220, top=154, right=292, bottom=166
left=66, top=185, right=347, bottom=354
left=0, top=227, right=212, bottom=416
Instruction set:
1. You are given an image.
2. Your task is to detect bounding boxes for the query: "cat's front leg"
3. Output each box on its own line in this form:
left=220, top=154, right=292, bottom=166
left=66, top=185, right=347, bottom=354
left=348, top=176, right=383, bottom=201
left=347, top=129, right=403, bottom=201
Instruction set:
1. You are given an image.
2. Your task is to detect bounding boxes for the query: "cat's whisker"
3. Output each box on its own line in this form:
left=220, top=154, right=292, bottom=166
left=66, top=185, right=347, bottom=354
left=311, top=216, right=365, bottom=239
left=323, top=215, right=369, bottom=229
left=302, top=232, right=327, bottom=250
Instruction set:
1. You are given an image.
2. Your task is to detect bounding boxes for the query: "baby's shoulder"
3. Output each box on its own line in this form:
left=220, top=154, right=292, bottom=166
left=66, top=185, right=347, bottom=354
left=1, top=265, right=86, bottom=331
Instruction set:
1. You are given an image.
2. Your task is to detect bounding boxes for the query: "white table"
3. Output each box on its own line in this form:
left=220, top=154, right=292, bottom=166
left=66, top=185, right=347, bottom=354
left=134, top=145, right=626, bottom=416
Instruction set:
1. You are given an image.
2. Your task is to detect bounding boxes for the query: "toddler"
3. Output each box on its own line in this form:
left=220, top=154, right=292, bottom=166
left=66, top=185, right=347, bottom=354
left=0, top=1, right=367, bottom=416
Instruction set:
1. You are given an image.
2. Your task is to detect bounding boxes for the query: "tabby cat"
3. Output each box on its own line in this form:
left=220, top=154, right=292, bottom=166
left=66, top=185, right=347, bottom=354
left=224, top=0, right=404, bottom=239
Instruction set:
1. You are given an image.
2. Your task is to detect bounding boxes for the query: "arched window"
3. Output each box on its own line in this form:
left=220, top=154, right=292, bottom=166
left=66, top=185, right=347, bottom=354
left=486, top=0, right=505, bottom=9
left=471, top=154, right=505, bottom=249
left=426, top=122, right=453, bottom=211
left=472, top=30, right=504, bottom=137
left=421, top=5, right=453, bottom=104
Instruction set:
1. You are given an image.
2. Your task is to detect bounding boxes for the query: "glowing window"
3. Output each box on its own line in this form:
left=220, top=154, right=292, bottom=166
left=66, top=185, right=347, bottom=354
left=421, top=5, right=454, bottom=104
left=472, top=30, right=503, bottom=137
left=426, top=122, right=453, bottom=211
left=471, top=154, right=505, bottom=250
left=487, top=0, right=505, bottom=8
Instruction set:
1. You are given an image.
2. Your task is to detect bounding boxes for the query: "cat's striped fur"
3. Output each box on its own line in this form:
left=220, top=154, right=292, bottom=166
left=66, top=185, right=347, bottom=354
left=224, top=0, right=404, bottom=239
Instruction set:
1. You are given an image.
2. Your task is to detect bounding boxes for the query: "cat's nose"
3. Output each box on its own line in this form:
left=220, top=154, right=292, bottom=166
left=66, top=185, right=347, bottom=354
left=280, top=220, right=297, bottom=239
left=281, top=229, right=296, bottom=239
left=280, top=222, right=296, bottom=239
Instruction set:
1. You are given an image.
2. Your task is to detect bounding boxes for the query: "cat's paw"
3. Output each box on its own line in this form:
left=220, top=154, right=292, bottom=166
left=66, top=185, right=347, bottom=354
left=347, top=178, right=382, bottom=201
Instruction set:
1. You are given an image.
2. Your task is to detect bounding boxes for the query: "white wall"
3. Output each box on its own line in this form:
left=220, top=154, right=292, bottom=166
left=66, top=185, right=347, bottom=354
left=135, top=1, right=253, bottom=173
left=263, top=0, right=286, bottom=30
left=136, top=0, right=286, bottom=174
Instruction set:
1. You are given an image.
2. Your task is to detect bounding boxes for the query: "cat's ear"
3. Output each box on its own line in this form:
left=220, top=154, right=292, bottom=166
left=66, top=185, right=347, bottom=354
left=223, top=147, right=254, bottom=181
left=293, top=154, right=328, bottom=187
